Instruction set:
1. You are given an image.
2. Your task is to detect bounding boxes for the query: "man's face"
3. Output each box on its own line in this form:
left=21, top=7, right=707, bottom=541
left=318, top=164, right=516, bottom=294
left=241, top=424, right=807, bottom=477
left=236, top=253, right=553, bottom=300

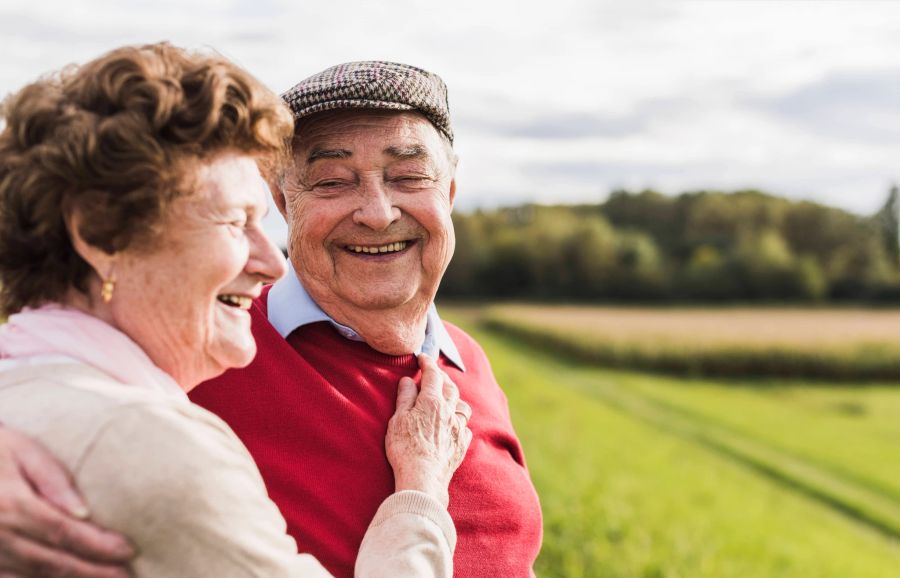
left=277, top=110, right=456, bottom=316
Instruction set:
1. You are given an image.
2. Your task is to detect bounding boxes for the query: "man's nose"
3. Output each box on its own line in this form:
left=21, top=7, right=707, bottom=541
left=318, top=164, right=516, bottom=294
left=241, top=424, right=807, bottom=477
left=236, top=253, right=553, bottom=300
left=246, top=227, right=287, bottom=284
left=353, top=179, right=401, bottom=231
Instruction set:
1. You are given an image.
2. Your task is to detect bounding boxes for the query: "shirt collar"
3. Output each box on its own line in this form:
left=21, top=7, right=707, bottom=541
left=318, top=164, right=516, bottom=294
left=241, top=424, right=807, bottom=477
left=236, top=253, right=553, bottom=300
left=267, top=262, right=465, bottom=371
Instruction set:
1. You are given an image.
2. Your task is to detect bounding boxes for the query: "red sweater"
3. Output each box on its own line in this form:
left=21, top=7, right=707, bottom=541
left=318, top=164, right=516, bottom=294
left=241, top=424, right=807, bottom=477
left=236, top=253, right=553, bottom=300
left=189, top=292, right=543, bottom=577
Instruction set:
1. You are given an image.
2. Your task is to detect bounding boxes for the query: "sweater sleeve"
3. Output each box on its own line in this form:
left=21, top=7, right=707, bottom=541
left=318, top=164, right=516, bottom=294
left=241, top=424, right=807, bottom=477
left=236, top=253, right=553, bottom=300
left=356, top=490, right=456, bottom=578
left=72, top=403, right=333, bottom=578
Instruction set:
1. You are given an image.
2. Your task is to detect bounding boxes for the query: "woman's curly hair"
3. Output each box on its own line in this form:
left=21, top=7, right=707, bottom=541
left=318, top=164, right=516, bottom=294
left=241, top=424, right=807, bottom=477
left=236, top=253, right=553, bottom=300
left=0, top=42, right=294, bottom=316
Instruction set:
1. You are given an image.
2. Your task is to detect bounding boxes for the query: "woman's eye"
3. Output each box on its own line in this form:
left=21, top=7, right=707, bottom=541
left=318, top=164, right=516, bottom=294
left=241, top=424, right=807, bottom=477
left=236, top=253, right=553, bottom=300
left=222, top=219, right=247, bottom=236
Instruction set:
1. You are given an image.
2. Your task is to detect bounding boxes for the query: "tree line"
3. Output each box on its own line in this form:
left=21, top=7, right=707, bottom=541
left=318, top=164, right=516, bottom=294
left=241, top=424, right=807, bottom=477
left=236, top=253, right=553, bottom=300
left=440, top=187, right=900, bottom=302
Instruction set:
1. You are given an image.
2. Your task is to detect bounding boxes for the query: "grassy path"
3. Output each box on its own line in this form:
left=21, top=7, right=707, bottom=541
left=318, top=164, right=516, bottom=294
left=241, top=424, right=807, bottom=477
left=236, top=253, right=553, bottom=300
left=555, top=369, right=900, bottom=539
left=616, top=374, right=900, bottom=511
left=443, top=308, right=900, bottom=577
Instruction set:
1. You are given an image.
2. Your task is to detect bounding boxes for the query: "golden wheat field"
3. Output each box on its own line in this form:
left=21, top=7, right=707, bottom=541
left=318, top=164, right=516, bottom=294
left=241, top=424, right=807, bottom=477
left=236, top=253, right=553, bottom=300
left=477, top=304, right=900, bottom=379
left=485, top=305, right=900, bottom=349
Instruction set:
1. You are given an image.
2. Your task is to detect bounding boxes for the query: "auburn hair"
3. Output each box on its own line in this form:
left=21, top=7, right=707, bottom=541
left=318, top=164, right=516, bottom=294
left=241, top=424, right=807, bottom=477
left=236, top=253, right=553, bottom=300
left=0, top=42, right=293, bottom=315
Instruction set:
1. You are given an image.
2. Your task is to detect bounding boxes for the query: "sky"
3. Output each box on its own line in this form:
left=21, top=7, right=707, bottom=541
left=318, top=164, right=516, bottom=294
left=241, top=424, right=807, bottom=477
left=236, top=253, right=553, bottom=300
left=2, top=0, right=900, bottom=243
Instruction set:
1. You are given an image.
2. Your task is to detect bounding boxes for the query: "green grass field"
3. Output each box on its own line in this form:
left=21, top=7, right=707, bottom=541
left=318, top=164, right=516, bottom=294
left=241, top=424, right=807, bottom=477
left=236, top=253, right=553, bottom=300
left=440, top=305, right=900, bottom=578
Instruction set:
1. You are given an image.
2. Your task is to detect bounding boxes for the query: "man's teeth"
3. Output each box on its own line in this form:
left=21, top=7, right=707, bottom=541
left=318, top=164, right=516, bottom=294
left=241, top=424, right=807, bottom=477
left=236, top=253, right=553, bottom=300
left=217, top=295, right=252, bottom=310
left=347, top=241, right=409, bottom=254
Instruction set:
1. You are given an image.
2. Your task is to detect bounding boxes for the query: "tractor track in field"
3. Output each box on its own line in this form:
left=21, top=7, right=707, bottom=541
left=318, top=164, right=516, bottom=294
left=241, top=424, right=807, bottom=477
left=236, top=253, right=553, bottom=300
left=487, top=325, right=900, bottom=542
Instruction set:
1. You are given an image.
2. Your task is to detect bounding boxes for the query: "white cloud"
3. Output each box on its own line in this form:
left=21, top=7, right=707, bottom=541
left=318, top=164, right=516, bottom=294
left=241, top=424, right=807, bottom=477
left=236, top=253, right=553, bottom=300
left=2, top=0, right=899, bottom=241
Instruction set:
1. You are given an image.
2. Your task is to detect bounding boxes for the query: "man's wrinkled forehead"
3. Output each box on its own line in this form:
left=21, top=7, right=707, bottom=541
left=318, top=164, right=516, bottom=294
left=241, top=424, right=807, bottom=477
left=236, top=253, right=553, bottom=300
left=292, top=109, right=449, bottom=166
left=305, top=143, right=431, bottom=166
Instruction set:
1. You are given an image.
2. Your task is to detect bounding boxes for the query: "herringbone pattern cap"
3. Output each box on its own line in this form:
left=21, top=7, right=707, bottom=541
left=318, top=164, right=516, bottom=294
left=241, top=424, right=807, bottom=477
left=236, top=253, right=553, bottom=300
left=281, top=61, right=453, bottom=143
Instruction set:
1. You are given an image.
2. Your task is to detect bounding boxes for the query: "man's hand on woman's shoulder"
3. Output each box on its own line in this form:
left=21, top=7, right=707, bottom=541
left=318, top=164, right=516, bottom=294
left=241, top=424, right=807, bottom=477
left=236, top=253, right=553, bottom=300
left=0, top=426, right=134, bottom=578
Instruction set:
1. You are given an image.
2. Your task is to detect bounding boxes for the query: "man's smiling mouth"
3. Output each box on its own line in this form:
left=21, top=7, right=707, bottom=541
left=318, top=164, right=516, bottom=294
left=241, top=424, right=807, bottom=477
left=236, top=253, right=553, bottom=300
left=345, top=240, right=414, bottom=255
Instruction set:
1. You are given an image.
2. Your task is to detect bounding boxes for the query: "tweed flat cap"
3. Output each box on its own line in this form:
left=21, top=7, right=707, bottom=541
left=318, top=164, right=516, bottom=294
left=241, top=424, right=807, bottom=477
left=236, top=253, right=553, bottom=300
left=281, top=61, right=453, bottom=143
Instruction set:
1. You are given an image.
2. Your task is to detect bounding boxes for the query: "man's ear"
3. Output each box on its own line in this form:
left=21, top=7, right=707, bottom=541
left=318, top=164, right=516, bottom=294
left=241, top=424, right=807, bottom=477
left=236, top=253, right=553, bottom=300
left=65, top=209, right=115, bottom=279
left=448, top=154, right=458, bottom=211
left=267, top=175, right=289, bottom=219
left=448, top=177, right=456, bottom=212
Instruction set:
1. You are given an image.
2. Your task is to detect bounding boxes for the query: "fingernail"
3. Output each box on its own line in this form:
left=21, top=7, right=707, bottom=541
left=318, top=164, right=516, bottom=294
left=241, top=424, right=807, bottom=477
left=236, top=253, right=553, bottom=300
left=118, top=538, right=137, bottom=558
left=109, top=535, right=137, bottom=558
left=62, top=492, right=90, bottom=519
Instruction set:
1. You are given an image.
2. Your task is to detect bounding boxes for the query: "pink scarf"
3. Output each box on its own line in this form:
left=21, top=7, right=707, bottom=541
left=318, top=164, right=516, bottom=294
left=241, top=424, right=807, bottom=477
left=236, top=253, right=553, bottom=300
left=0, top=304, right=185, bottom=397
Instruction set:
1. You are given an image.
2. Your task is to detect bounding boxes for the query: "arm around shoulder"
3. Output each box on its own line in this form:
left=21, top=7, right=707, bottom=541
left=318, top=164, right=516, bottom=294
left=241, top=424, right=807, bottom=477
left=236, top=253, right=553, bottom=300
left=72, top=402, right=332, bottom=578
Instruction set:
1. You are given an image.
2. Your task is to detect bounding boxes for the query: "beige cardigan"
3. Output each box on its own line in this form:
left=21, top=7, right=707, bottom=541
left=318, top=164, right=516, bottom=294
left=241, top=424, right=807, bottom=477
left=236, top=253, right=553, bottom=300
left=0, top=359, right=455, bottom=577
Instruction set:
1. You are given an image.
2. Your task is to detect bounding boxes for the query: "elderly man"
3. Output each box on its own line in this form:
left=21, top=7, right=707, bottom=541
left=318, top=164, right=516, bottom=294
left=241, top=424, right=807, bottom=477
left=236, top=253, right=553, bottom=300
left=0, top=62, right=542, bottom=578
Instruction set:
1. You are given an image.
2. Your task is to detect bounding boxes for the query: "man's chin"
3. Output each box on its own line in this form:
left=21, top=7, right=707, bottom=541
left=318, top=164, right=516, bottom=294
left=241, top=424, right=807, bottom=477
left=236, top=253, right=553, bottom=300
left=338, top=287, right=423, bottom=311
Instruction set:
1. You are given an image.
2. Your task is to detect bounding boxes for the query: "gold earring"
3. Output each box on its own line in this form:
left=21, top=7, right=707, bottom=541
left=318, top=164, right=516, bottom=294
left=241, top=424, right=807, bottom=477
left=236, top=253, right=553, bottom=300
left=101, top=278, right=116, bottom=303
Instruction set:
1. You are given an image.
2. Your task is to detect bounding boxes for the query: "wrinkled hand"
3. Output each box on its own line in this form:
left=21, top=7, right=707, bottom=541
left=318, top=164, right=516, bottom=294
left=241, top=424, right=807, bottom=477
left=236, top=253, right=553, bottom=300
left=386, top=354, right=473, bottom=508
left=0, top=426, right=134, bottom=578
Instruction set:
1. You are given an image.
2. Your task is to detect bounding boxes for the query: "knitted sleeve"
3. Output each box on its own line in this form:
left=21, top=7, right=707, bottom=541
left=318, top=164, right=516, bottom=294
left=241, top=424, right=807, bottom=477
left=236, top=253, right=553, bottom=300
left=72, top=402, right=333, bottom=578
left=356, top=490, right=456, bottom=578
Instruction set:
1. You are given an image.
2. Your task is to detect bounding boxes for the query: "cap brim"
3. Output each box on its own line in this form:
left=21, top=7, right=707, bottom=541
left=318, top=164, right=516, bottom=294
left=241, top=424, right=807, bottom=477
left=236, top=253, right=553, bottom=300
left=288, top=99, right=416, bottom=122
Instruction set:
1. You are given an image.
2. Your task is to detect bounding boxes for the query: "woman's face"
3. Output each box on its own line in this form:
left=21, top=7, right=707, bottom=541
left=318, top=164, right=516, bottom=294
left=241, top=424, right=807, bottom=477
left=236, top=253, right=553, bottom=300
left=109, top=153, right=286, bottom=389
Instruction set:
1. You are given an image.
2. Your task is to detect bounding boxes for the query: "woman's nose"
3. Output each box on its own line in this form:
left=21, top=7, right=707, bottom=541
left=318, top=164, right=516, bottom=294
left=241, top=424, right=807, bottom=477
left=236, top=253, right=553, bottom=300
left=247, top=228, right=287, bottom=284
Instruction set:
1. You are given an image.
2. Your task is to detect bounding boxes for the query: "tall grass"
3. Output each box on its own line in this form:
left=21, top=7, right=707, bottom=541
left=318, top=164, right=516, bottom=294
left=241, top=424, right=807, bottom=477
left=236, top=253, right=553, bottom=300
left=443, top=311, right=900, bottom=577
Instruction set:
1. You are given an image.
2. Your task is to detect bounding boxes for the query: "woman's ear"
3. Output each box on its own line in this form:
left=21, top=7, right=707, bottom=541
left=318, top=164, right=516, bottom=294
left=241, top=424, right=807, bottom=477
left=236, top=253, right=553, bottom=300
left=65, top=209, right=116, bottom=280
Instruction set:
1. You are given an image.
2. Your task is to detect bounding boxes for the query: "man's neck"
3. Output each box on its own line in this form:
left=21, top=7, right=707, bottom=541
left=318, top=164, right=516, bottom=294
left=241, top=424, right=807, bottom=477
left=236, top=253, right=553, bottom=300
left=312, top=296, right=430, bottom=356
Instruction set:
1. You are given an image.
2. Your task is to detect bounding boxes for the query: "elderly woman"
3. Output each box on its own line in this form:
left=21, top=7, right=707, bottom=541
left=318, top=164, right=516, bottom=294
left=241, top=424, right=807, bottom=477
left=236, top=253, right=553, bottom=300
left=0, top=43, right=470, bottom=577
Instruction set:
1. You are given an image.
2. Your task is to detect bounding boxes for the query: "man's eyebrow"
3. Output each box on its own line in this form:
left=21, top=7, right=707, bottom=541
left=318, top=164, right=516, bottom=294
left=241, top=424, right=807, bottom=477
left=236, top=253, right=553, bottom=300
left=385, top=144, right=429, bottom=159
left=307, top=148, right=352, bottom=163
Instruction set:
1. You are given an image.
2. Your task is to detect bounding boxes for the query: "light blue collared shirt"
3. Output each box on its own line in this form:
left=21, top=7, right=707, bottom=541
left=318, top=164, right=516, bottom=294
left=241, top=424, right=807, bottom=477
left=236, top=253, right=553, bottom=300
left=267, top=262, right=465, bottom=371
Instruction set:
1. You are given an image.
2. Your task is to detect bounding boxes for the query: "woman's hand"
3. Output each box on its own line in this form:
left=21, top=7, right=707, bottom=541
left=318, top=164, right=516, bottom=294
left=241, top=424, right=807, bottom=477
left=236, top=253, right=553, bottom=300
left=386, top=354, right=472, bottom=508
